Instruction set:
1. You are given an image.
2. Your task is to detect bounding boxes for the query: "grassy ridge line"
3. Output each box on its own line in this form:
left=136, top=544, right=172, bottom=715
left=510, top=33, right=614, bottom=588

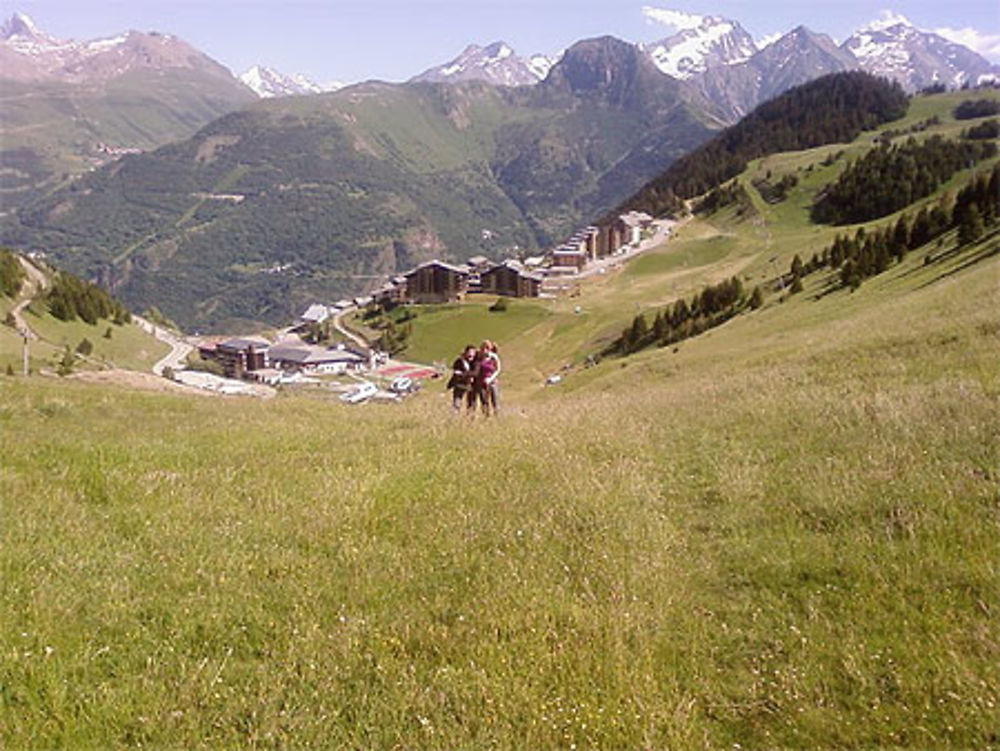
left=1, top=244, right=998, bottom=747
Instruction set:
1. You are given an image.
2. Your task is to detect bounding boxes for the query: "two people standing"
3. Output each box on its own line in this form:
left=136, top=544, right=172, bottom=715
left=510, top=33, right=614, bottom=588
left=449, top=340, right=501, bottom=416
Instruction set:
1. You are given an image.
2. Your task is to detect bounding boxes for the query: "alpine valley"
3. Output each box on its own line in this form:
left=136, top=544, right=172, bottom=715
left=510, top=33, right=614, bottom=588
left=1, top=10, right=997, bottom=330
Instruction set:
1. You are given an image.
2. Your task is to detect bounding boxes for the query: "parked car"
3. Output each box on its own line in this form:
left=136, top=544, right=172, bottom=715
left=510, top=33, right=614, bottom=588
left=390, top=376, right=413, bottom=393
left=340, top=381, right=377, bottom=404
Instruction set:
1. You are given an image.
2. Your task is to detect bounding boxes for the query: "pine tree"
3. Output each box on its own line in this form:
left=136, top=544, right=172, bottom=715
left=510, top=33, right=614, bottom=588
left=630, top=314, right=649, bottom=348
left=958, top=204, right=985, bottom=245
left=891, top=215, right=910, bottom=260
left=749, top=286, right=764, bottom=309
left=653, top=310, right=669, bottom=341
left=57, top=347, right=75, bottom=377
left=790, top=255, right=804, bottom=278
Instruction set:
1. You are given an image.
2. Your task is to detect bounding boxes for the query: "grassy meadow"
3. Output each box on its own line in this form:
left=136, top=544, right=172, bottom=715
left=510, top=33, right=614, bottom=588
left=3, top=229, right=998, bottom=747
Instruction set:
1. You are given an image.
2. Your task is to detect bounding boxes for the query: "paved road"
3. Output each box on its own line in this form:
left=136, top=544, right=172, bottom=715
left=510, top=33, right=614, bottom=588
left=574, top=219, right=679, bottom=279
left=134, top=315, right=194, bottom=376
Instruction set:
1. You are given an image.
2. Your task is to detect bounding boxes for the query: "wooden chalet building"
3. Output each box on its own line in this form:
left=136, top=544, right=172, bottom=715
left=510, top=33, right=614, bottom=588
left=404, top=260, right=470, bottom=304
left=480, top=261, right=542, bottom=297
left=551, top=246, right=588, bottom=271
left=199, top=338, right=270, bottom=379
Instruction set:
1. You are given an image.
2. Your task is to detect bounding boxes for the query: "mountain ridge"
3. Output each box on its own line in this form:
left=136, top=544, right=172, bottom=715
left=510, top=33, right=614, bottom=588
left=411, top=41, right=555, bottom=86
left=239, top=65, right=344, bottom=98
left=1, top=35, right=722, bottom=330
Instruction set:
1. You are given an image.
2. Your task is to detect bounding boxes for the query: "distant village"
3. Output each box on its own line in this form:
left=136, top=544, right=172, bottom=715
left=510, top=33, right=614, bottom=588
left=370, top=209, right=656, bottom=305
left=193, top=210, right=658, bottom=391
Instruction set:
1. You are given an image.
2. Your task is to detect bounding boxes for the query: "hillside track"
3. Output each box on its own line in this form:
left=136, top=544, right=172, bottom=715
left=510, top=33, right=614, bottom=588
left=11, top=255, right=48, bottom=340
left=135, top=315, right=194, bottom=376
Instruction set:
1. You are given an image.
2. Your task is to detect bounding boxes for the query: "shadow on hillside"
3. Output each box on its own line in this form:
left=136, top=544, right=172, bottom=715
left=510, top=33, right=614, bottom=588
left=811, top=278, right=847, bottom=301
left=915, top=228, right=1000, bottom=290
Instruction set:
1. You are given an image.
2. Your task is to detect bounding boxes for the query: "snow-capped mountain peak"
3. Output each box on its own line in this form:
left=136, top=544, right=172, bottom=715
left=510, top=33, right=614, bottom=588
left=842, top=15, right=1000, bottom=90
left=1, top=10, right=70, bottom=53
left=411, top=41, right=554, bottom=86
left=1, top=11, right=248, bottom=85
left=2, top=10, right=43, bottom=39
left=643, top=15, right=758, bottom=79
left=239, top=65, right=342, bottom=98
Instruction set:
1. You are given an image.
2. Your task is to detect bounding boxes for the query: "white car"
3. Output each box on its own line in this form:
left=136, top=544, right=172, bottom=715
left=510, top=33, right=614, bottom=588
left=340, top=381, right=377, bottom=404
left=390, top=376, right=413, bottom=393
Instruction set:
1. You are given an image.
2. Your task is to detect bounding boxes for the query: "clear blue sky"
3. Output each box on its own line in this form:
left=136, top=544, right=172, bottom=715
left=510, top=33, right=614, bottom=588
left=3, top=0, right=998, bottom=84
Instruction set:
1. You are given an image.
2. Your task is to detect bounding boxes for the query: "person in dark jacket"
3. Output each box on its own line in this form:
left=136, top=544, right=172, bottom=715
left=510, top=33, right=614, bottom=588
left=448, top=344, right=477, bottom=412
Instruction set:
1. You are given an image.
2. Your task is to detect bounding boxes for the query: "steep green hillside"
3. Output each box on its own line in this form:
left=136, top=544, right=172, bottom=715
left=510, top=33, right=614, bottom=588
left=0, top=251, right=167, bottom=374
left=3, top=86, right=999, bottom=749
left=614, top=71, right=909, bottom=218
left=2, top=187, right=997, bottom=749
left=1, top=38, right=721, bottom=331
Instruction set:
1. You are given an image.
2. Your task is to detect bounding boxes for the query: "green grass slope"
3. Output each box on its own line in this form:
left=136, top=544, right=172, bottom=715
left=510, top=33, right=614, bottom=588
left=1, top=86, right=998, bottom=749
left=1, top=216, right=996, bottom=748
left=0, top=255, right=168, bottom=374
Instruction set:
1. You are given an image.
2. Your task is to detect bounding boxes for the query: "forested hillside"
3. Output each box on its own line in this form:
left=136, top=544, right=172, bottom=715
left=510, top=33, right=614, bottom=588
left=812, top=136, right=997, bottom=223
left=615, top=72, right=908, bottom=218
left=0, top=248, right=25, bottom=299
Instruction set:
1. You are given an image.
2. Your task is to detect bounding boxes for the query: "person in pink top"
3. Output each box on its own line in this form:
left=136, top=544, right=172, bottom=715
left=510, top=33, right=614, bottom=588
left=475, top=339, right=501, bottom=416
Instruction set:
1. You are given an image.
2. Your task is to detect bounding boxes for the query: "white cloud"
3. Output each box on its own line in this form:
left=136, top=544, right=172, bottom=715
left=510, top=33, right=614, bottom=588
left=934, top=25, right=1000, bottom=62
left=757, top=32, right=783, bottom=50
left=641, top=7, right=705, bottom=31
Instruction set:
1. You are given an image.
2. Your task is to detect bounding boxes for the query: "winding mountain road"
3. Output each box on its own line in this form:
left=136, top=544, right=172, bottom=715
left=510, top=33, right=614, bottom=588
left=134, top=316, right=194, bottom=375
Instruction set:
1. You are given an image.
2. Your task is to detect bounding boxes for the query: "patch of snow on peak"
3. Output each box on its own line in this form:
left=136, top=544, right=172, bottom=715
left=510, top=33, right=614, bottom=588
left=9, top=10, right=40, bottom=35
left=757, top=32, right=784, bottom=51
left=860, top=11, right=914, bottom=33
left=646, top=15, right=757, bottom=79
left=239, top=65, right=332, bottom=98
left=86, top=33, right=129, bottom=53
left=641, top=7, right=706, bottom=31
left=528, top=54, right=555, bottom=81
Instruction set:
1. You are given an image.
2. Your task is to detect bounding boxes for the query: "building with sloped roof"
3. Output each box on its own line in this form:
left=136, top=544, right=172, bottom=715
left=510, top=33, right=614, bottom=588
left=200, top=338, right=270, bottom=378
left=404, top=260, right=470, bottom=303
left=268, top=343, right=366, bottom=374
left=298, top=304, right=330, bottom=326
left=480, top=261, right=542, bottom=297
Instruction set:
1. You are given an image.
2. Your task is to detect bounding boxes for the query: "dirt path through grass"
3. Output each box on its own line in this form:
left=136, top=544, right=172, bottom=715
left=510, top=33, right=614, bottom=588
left=11, top=256, right=47, bottom=340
